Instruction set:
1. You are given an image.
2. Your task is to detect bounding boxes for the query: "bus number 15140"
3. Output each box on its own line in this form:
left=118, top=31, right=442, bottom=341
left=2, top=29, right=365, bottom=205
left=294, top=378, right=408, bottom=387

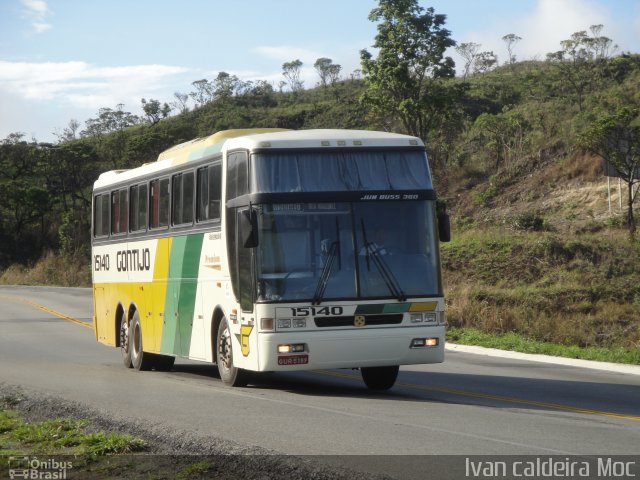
left=290, top=306, right=343, bottom=316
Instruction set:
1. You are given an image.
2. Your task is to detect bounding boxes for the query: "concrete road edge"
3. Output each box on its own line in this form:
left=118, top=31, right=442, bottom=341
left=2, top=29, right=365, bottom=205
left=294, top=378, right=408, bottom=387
left=445, top=343, right=640, bottom=376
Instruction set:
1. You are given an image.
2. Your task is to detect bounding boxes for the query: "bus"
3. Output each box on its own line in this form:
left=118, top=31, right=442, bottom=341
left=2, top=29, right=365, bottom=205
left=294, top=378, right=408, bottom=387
left=91, top=128, right=450, bottom=390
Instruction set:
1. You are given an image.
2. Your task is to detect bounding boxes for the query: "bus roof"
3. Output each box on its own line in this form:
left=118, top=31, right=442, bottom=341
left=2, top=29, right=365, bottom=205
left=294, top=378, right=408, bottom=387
left=94, top=129, right=425, bottom=189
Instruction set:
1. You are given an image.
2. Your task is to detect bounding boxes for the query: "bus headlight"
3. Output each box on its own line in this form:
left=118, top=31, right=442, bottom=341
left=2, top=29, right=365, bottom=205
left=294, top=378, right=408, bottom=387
left=411, top=337, right=439, bottom=348
left=410, top=313, right=423, bottom=323
left=278, top=343, right=306, bottom=353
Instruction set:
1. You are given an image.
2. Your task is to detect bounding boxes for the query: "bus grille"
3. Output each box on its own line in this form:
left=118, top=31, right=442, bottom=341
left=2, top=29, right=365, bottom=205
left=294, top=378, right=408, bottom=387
left=314, top=314, right=403, bottom=328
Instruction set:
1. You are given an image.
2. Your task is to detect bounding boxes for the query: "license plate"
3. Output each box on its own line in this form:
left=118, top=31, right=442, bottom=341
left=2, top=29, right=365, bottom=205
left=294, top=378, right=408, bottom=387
left=278, top=355, right=309, bottom=366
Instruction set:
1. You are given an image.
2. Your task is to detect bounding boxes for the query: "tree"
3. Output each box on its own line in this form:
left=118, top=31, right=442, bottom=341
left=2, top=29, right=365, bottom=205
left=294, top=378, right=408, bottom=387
left=546, top=25, right=616, bottom=111
left=314, top=57, right=342, bottom=87
left=359, top=0, right=457, bottom=142
left=189, top=79, right=214, bottom=108
left=580, top=107, right=640, bottom=233
left=502, top=34, right=522, bottom=65
left=473, top=51, right=498, bottom=74
left=212, top=71, right=240, bottom=100
left=455, top=42, right=480, bottom=80
left=81, top=104, right=139, bottom=137
left=54, top=119, right=80, bottom=143
left=282, top=59, right=304, bottom=92
left=141, top=98, right=171, bottom=125
left=172, top=92, right=190, bottom=113
left=474, top=109, right=531, bottom=171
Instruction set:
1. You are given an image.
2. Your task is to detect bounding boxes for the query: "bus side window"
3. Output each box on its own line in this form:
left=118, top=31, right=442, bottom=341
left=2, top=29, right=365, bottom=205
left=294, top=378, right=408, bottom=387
left=226, top=152, right=248, bottom=200
left=150, top=178, right=169, bottom=229
left=129, top=184, right=148, bottom=232
left=93, top=194, right=109, bottom=237
left=197, top=163, right=221, bottom=222
left=111, top=189, right=128, bottom=235
left=172, top=172, right=194, bottom=226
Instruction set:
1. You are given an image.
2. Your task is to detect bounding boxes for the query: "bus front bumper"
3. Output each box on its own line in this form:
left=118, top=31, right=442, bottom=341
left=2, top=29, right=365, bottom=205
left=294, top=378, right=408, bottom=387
left=257, top=325, right=445, bottom=371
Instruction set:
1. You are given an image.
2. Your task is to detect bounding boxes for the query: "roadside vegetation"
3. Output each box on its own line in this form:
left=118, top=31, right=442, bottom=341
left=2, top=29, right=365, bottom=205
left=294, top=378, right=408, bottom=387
left=0, top=393, right=361, bottom=480
left=1, top=0, right=639, bottom=361
left=0, top=394, right=149, bottom=476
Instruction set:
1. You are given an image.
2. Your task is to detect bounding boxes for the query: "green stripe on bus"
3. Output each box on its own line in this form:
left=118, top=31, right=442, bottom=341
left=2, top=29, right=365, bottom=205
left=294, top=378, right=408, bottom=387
left=161, top=234, right=204, bottom=356
left=355, top=304, right=384, bottom=314
left=382, top=303, right=411, bottom=313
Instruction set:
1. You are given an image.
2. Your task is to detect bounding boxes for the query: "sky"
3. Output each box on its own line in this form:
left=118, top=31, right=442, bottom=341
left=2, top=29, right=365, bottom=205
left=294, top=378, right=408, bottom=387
left=1, top=0, right=639, bottom=143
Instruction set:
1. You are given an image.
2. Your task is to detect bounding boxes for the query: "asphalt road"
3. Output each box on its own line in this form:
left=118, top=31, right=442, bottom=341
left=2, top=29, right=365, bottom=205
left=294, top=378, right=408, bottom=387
left=1, top=285, right=639, bottom=478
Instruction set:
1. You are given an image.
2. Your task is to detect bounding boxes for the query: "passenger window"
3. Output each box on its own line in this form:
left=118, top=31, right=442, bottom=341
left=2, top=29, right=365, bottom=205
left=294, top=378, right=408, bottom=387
left=197, top=163, right=222, bottom=222
left=150, top=178, right=170, bottom=229
left=172, top=172, right=194, bottom=225
left=129, top=184, right=148, bottom=232
left=111, top=189, right=128, bottom=235
left=93, top=194, right=110, bottom=237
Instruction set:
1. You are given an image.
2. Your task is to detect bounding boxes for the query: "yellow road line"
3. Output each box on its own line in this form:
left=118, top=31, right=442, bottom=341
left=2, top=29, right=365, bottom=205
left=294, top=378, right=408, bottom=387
left=314, top=369, right=640, bottom=423
left=0, top=294, right=93, bottom=330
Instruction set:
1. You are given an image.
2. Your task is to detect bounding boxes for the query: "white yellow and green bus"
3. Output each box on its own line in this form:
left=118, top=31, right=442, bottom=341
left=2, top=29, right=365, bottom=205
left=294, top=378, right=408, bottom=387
left=91, top=128, right=450, bottom=389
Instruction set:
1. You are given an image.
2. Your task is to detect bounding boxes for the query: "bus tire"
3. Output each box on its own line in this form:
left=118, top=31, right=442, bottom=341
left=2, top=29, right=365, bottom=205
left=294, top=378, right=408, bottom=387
left=216, top=316, right=249, bottom=387
left=361, top=365, right=399, bottom=390
left=130, top=311, right=153, bottom=371
left=120, top=311, right=132, bottom=368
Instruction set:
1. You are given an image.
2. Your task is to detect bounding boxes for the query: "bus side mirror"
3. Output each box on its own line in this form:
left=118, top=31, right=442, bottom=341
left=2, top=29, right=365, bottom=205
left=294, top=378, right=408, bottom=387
left=438, top=213, right=451, bottom=242
left=240, top=208, right=259, bottom=248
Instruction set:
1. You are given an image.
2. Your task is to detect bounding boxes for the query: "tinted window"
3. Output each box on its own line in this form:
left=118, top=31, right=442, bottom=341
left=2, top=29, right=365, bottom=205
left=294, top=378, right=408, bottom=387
left=226, top=151, right=248, bottom=200
left=111, top=189, right=128, bottom=235
left=129, top=183, right=148, bottom=232
left=93, top=194, right=110, bottom=237
left=172, top=172, right=194, bottom=225
left=150, top=178, right=170, bottom=229
left=197, top=163, right=222, bottom=222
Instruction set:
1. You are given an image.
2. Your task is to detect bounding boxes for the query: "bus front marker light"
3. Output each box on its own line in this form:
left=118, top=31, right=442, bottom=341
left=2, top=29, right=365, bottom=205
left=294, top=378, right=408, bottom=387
left=292, top=318, right=306, bottom=328
left=261, top=318, right=274, bottom=331
left=277, top=318, right=291, bottom=329
left=438, top=311, right=446, bottom=325
left=410, top=313, right=423, bottom=323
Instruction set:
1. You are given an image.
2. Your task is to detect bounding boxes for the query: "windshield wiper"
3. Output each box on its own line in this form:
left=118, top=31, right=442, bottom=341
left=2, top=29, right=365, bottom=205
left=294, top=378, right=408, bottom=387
left=360, top=219, right=406, bottom=302
left=312, top=218, right=341, bottom=305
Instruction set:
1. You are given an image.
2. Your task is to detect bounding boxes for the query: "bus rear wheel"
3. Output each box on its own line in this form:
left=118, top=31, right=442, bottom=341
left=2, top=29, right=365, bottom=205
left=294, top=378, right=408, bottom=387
left=216, top=317, right=249, bottom=387
left=120, top=311, right=132, bottom=368
left=361, top=366, right=399, bottom=390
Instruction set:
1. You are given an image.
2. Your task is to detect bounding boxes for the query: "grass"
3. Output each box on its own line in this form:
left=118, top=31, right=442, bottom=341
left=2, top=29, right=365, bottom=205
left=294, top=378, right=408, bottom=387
left=441, top=227, right=640, bottom=358
left=447, top=327, right=640, bottom=365
left=0, top=251, right=91, bottom=287
left=0, top=408, right=146, bottom=458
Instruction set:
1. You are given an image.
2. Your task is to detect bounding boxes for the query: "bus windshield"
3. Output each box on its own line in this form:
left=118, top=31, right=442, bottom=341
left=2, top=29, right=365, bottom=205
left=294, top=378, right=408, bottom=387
left=256, top=201, right=441, bottom=302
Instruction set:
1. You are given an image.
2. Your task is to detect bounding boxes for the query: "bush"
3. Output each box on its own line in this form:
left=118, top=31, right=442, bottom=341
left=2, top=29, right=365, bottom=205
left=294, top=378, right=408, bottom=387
left=512, top=211, right=545, bottom=231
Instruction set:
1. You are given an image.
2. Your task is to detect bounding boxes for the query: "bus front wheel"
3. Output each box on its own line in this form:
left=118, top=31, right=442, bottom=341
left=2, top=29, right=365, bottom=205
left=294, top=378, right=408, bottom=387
left=216, top=317, right=249, bottom=387
left=130, top=311, right=153, bottom=371
left=361, top=366, right=399, bottom=390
